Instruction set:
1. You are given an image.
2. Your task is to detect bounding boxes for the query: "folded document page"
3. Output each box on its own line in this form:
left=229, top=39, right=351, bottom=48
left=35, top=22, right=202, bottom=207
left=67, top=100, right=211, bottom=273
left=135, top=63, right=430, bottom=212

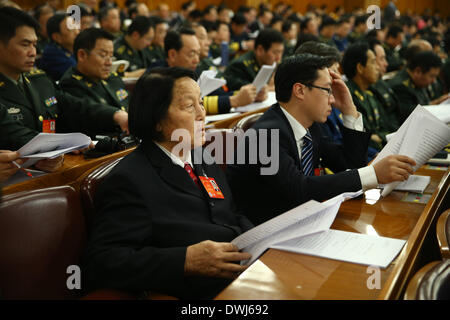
left=17, top=132, right=91, bottom=168
left=372, top=106, right=450, bottom=197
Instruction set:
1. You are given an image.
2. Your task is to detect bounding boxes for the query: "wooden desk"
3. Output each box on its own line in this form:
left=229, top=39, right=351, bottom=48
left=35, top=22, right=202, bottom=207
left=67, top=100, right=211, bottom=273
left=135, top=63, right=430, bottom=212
left=215, top=166, right=450, bottom=300
left=2, top=148, right=135, bottom=195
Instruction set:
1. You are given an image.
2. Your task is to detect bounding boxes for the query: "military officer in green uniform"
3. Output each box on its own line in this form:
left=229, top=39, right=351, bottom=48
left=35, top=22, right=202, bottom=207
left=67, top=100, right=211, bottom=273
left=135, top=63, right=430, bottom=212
left=60, top=28, right=130, bottom=116
left=114, top=16, right=154, bottom=77
left=146, top=16, right=168, bottom=64
left=343, top=42, right=391, bottom=151
left=368, top=39, right=401, bottom=131
left=388, top=51, right=445, bottom=123
left=223, top=28, right=284, bottom=91
left=383, top=25, right=405, bottom=72
left=0, top=7, right=128, bottom=139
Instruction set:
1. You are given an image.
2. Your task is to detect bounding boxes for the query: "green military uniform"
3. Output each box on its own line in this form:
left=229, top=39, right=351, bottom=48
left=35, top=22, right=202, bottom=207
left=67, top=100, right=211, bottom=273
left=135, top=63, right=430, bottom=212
left=114, top=35, right=151, bottom=71
left=0, top=102, right=38, bottom=150
left=0, top=69, right=119, bottom=138
left=383, top=43, right=405, bottom=72
left=348, top=31, right=364, bottom=44
left=283, top=40, right=295, bottom=58
left=145, top=44, right=165, bottom=64
left=196, top=57, right=221, bottom=75
left=223, top=51, right=260, bottom=91
left=59, top=66, right=129, bottom=113
left=319, top=36, right=338, bottom=48
left=442, top=59, right=450, bottom=92
left=369, top=79, right=401, bottom=132
left=388, top=69, right=431, bottom=123
left=426, top=77, right=444, bottom=102
left=210, top=42, right=221, bottom=59
left=346, top=79, right=390, bottom=150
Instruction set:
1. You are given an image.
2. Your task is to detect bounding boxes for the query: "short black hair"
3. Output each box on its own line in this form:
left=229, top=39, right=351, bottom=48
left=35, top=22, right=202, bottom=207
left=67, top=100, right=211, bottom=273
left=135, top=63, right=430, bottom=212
left=275, top=53, right=330, bottom=102
left=126, top=16, right=153, bottom=36
left=367, top=38, right=382, bottom=54
left=407, top=50, right=442, bottom=73
left=129, top=67, right=197, bottom=141
left=342, top=42, right=370, bottom=79
left=47, top=13, right=68, bottom=40
left=295, top=41, right=341, bottom=65
left=294, top=33, right=319, bottom=51
left=98, top=5, right=117, bottom=23
left=386, top=25, right=403, bottom=39
left=354, top=15, right=368, bottom=27
left=281, top=20, right=293, bottom=33
left=255, top=28, right=284, bottom=51
left=300, top=16, right=313, bottom=33
left=33, top=3, right=54, bottom=22
left=164, top=27, right=195, bottom=56
left=320, top=16, right=337, bottom=30
left=149, top=16, right=168, bottom=28
left=231, top=12, right=247, bottom=26
left=73, top=28, right=115, bottom=61
left=0, top=6, right=40, bottom=44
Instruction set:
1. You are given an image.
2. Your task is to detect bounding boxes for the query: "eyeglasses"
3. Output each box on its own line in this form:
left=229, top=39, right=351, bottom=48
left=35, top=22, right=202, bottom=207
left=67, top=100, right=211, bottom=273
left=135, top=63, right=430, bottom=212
left=306, top=84, right=333, bottom=98
left=88, top=50, right=116, bottom=62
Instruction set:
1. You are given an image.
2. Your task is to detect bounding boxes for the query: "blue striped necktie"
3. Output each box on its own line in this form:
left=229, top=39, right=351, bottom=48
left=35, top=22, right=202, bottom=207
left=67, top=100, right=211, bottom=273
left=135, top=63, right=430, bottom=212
left=301, top=130, right=313, bottom=176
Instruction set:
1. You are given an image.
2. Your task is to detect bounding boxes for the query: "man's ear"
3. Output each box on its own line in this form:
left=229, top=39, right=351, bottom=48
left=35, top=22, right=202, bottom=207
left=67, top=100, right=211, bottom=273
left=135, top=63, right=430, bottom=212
left=167, top=48, right=177, bottom=61
left=356, top=62, right=364, bottom=76
left=77, top=49, right=88, bottom=62
left=292, top=83, right=305, bottom=100
left=51, top=32, right=61, bottom=44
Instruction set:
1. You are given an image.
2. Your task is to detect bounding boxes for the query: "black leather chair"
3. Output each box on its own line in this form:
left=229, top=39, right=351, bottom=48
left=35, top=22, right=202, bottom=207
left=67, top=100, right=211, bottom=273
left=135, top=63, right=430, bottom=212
left=404, top=259, right=450, bottom=300
left=0, top=186, right=85, bottom=299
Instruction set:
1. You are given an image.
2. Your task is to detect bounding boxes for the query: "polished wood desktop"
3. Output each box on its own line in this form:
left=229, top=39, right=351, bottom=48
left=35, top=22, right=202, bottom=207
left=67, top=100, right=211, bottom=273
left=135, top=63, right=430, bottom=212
left=2, top=148, right=135, bottom=195
left=215, top=166, right=450, bottom=300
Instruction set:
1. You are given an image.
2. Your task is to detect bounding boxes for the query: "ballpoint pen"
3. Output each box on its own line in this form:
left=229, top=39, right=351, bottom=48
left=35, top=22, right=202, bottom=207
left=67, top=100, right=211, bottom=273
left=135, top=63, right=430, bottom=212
left=12, top=160, right=33, bottom=178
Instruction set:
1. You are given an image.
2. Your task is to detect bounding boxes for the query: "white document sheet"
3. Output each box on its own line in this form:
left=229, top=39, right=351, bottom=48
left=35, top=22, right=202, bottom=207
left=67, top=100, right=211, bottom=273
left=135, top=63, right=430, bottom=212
left=205, top=112, right=240, bottom=124
left=17, top=132, right=91, bottom=167
left=423, top=104, right=450, bottom=123
left=381, top=175, right=430, bottom=193
left=232, top=91, right=277, bottom=113
left=372, top=106, right=450, bottom=197
left=233, top=190, right=363, bottom=265
left=197, top=70, right=226, bottom=98
left=271, top=229, right=406, bottom=268
left=252, top=63, right=276, bottom=93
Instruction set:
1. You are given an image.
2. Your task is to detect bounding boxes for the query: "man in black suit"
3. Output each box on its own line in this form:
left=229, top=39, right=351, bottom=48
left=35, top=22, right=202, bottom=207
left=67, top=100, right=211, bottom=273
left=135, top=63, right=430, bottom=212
left=227, top=54, right=416, bottom=225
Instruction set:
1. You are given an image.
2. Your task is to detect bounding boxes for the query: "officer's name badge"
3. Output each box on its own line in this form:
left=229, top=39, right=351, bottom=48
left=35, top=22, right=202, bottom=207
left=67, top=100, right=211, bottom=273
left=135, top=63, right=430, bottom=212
left=45, top=96, right=57, bottom=107
left=7, top=107, right=20, bottom=114
left=116, top=89, right=128, bottom=101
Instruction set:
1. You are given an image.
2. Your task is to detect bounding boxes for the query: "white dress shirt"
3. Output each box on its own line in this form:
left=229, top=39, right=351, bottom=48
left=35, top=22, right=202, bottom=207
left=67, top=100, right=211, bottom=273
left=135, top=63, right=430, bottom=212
left=280, top=106, right=378, bottom=190
left=155, top=142, right=193, bottom=168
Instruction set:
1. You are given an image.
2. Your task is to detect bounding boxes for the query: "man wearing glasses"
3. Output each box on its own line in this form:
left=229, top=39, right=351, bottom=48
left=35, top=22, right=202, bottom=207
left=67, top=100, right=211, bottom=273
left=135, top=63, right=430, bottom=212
left=227, top=54, right=416, bottom=225
left=60, top=28, right=130, bottom=118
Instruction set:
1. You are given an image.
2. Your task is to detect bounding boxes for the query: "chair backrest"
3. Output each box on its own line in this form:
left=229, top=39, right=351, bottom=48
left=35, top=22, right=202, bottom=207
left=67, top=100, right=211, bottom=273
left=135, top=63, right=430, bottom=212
left=80, top=157, right=123, bottom=222
left=232, top=112, right=263, bottom=132
left=404, top=259, right=450, bottom=300
left=204, top=129, right=238, bottom=172
left=0, top=186, right=85, bottom=299
left=437, top=208, right=450, bottom=259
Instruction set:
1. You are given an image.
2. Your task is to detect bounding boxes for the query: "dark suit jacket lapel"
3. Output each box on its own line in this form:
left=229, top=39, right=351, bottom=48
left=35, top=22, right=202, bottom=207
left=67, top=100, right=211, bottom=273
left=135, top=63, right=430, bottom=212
left=272, top=104, right=302, bottom=167
left=142, top=141, right=205, bottom=200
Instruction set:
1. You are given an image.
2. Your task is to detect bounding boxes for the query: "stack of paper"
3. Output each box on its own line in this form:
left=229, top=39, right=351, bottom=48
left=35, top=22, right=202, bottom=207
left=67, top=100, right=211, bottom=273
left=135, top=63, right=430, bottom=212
left=381, top=175, right=431, bottom=193
left=205, top=112, right=240, bottom=124
left=372, top=106, right=450, bottom=197
left=197, top=70, right=226, bottom=98
left=18, top=132, right=91, bottom=168
left=232, top=190, right=407, bottom=268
